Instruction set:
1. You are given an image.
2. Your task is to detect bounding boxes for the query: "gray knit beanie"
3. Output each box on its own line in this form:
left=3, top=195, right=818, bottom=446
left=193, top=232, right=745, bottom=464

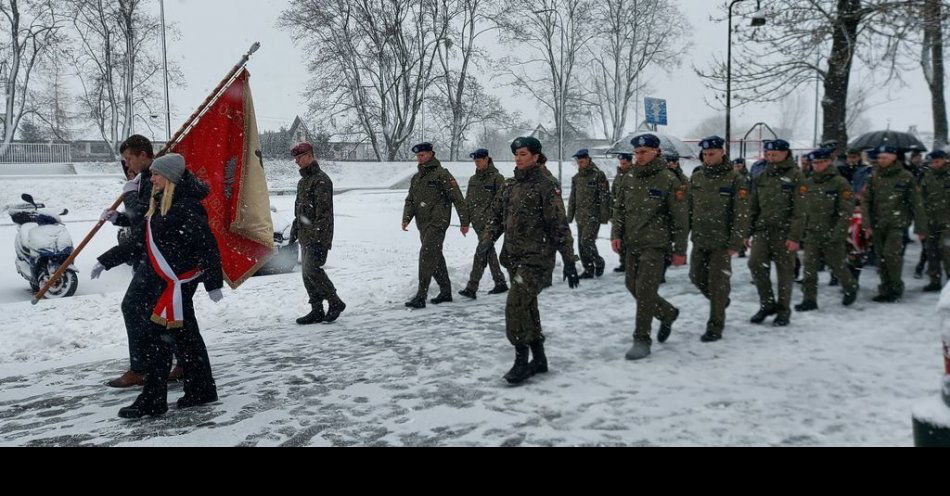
left=151, top=153, right=186, bottom=184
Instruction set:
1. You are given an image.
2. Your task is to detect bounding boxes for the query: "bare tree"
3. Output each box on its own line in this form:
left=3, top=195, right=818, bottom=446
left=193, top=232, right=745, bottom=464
left=495, top=0, right=596, bottom=175
left=0, top=0, right=61, bottom=155
left=428, top=75, right=509, bottom=156
left=427, top=0, right=501, bottom=160
left=696, top=0, right=910, bottom=150
left=586, top=0, right=691, bottom=143
left=67, top=0, right=165, bottom=155
left=281, top=0, right=451, bottom=161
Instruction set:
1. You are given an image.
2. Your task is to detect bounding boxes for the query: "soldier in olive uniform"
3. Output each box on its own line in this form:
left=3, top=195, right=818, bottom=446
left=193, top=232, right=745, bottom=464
left=666, top=151, right=689, bottom=186
left=921, top=150, right=950, bottom=292
left=402, top=143, right=471, bottom=308
left=290, top=143, right=347, bottom=325
left=612, top=153, right=635, bottom=272
left=734, top=158, right=751, bottom=258
left=862, top=144, right=928, bottom=302
left=538, top=157, right=572, bottom=288
left=795, top=148, right=859, bottom=312
left=567, top=149, right=612, bottom=278
left=611, top=134, right=689, bottom=360
left=688, top=136, right=749, bottom=342
left=745, top=139, right=805, bottom=327
left=459, top=149, right=508, bottom=299
left=477, top=137, right=580, bottom=385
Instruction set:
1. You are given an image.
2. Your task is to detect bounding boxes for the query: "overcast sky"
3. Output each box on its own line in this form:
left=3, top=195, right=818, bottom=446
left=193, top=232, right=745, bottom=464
left=163, top=0, right=936, bottom=143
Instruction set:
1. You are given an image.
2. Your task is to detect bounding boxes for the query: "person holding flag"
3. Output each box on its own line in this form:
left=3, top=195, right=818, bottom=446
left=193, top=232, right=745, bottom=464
left=94, top=154, right=224, bottom=419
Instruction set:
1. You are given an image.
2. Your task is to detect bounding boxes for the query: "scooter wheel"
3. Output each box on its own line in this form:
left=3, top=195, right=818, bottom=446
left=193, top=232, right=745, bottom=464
left=39, top=269, right=78, bottom=298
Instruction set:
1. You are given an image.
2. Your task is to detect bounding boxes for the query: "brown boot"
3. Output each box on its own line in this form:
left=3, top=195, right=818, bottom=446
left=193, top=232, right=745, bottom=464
left=107, top=370, right=145, bottom=388
left=167, top=364, right=184, bottom=382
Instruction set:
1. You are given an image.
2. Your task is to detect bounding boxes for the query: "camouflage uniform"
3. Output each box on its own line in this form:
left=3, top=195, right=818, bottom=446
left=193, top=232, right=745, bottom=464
left=464, top=160, right=507, bottom=291
left=402, top=157, right=470, bottom=298
left=481, top=164, right=577, bottom=346
left=567, top=162, right=612, bottom=275
left=293, top=162, right=339, bottom=305
left=611, top=157, right=689, bottom=344
left=800, top=166, right=858, bottom=304
left=688, top=158, right=750, bottom=338
left=863, top=163, right=928, bottom=298
left=747, top=157, right=806, bottom=320
left=921, top=165, right=950, bottom=287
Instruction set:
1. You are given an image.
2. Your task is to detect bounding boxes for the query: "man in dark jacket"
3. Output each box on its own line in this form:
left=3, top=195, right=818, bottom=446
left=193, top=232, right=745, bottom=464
left=402, top=143, right=471, bottom=308
left=290, top=142, right=346, bottom=325
left=93, top=135, right=161, bottom=388
left=459, top=149, right=508, bottom=299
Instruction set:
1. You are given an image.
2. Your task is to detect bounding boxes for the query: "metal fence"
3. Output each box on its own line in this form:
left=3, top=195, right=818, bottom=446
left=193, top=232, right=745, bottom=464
left=0, top=143, right=72, bottom=164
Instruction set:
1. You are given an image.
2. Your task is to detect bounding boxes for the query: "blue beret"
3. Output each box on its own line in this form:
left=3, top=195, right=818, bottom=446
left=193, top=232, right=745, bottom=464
left=867, top=149, right=880, bottom=160
left=664, top=151, right=680, bottom=162
left=764, top=139, right=790, bottom=151
left=733, top=158, right=746, bottom=165
left=469, top=148, right=490, bottom=159
left=617, top=153, right=633, bottom=161
left=700, top=136, right=725, bottom=150
left=876, top=144, right=898, bottom=155
left=412, top=142, right=433, bottom=154
left=929, top=150, right=947, bottom=160
left=631, top=134, right=661, bottom=149
left=572, top=149, right=590, bottom=159
left=808, top=149, right=833, bottom=161
left=510, top=136, right=542, bottom=154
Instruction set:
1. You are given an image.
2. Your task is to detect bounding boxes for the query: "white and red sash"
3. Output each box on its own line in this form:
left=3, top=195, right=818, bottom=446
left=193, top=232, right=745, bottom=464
left=146, top=217, right=202, bottom=329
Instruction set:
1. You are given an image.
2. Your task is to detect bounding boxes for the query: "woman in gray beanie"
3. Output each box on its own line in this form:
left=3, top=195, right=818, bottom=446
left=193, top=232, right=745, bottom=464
left=98, top=153, right=225, bottom=419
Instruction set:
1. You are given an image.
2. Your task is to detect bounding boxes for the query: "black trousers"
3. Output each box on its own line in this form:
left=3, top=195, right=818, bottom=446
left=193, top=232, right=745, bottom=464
left=136, top=282, right=216, bottom=408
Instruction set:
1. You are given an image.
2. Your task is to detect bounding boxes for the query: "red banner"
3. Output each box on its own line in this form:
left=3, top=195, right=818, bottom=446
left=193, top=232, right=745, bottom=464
left=171, top=70, right=274, bottom=288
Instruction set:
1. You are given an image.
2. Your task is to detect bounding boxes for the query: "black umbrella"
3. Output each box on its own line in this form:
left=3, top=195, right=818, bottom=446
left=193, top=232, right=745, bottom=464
left=849, top=130, right=927, bottom=153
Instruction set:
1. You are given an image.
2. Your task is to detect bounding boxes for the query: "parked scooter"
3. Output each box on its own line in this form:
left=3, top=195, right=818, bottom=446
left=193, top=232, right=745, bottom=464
left=7, top=194, right=78, bottom=298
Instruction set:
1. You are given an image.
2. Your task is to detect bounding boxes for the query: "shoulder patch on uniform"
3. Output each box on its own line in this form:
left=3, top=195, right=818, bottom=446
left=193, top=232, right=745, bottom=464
left=738, top=188, right=749, bottom=199
left=843, top=190, right=853, bottom=200
left=799, top=185, right=808, bottom=195
left=675, top=188, right=686, bottom=201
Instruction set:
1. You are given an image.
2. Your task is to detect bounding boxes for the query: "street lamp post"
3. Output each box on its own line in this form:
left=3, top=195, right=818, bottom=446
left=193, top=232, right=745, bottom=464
left=726, top=0, right=765, bottom=156
left=160, top=0, right=171, bottom=141
left=533, top=8, right=566, bottom=187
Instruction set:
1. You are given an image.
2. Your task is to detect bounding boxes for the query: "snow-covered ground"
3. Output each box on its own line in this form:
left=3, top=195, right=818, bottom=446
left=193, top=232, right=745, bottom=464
left=0, top=163, right=945, bottom=446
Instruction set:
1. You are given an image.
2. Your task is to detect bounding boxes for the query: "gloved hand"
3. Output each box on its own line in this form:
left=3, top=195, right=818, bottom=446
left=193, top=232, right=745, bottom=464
left=90, top=262, right=105, bottom=280
left=563, top=262, right=580, bottom=289
left=288, top=221, right=299, bottom=245
left=122, top=174, right=142, bottom=194
left=100, top=209, right=119, bottom=224
left=208, top=289, right=224, bottom=303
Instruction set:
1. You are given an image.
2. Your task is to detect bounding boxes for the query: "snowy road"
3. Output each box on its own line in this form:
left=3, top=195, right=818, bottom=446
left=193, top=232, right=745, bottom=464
left=0, top=180, right=945, bottom=446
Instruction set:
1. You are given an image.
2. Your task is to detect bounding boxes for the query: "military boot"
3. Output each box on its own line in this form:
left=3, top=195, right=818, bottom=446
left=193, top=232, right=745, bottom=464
left=613, top=265, right=626, bottom=273
left=579, top=271, right=595, bottom=280
left=923, top=281, right=943, bottom=293
left=872, top=293, right=899, bottom=303
left=324, top=298, right=347, bottom=323
left=842, top=287, right=859, bottom=306
left=657, top=307, right=680, bottom=344
left=794, top=300, right=819, bottom=312
left=700, top=331, right=722, bottom=343
left=625, top=340, right=651, bottom=361
left=528, top=338, right=548, bottom=375
left=772, top=314, right=791, bottom=327
left=504, top=346, right=532, bottom=385
left=487, top=283, right=509, bottom=295
left=405, top=296, right=427, bottom=309
left=594, top=259, right=606, bottom=277
left=750, top=304, right=777, bottom=324
left=118, top=397, right=168, bottom=419
left=296, top=306, right=325, bottom=325
left=458, top=287, right=478, bottom=300
left=176, top=392, right=218, bottom=409
left=430, top=293, right=453, bottom=305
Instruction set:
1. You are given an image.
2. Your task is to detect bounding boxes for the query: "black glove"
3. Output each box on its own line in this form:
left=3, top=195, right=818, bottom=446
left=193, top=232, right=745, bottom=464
left=563, top=262, right=580, bottom=289
left=288, top=221, right=299, bottom=245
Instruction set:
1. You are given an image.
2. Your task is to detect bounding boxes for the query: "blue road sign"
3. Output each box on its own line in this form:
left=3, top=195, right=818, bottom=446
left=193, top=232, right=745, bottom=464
left=644, top=97, right=668, bottom=126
